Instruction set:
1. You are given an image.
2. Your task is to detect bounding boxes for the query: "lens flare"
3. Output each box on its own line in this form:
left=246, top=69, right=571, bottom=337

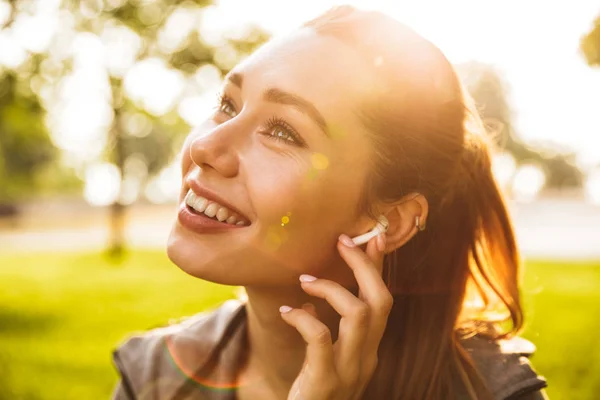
left=311, top=152, right=329, bottom=170
left=164, top=337, right=244, bottom=395
left=264, top=224, right=289, bottom=251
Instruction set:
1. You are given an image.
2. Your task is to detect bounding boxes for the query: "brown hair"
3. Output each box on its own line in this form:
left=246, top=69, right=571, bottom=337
left=305, top=6, right=523, bottom=400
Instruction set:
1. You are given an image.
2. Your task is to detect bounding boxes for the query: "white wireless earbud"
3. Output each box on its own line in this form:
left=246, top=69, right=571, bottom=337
left=351, top=215, right=389, bottom=246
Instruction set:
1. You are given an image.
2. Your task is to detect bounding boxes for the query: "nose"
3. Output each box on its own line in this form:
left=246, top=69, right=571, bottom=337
left=189, top=124, right=240, bottom=178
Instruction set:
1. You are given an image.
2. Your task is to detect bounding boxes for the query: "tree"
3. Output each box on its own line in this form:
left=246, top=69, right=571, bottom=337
left=0, top=0, right=269, bottom=257
left=456, top=62, right=584, bottom=190
left=0, top=62, right=57, bottom=208
left=74, top=0, right=269, bottom=258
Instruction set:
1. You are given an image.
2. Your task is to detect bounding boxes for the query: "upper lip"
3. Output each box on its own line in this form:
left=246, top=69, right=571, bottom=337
left=185, top=179, right=250, bottom=222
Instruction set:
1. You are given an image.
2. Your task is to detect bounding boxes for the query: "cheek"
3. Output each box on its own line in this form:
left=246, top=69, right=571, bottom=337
left=248, top=158, right=361, bottom=277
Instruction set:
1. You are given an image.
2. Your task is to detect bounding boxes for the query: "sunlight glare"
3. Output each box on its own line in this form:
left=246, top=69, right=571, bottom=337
left=120, top=111, right=152, bottom=138
left=72, top=32, right=105, bottom=69
left=0, top=31, right=28, bottom=68
left=584, top=168, right=600, bottom=206
left=194, top=64, right=222, bottom=92
left=101, top=22, right=142, bottom=78
left=178, top=92, right=219, bottom=127
left=12, top=10, right=58, bottom=53
left=124, top=58, right=185, bottom=116
left=119, top=153, right=149, bottom=205
left=158, top=6, right=200, bottom=54
left=84, top=163, right=121, bottom=206
left=492, top=152, right=517, bottom=190
left=48, top=64, right=113, bottom=159
left=144, top=161, right=181, bottom=204
left=0, top=1, right=10, bottom=27
left=512, top=164, right=546, bottom=202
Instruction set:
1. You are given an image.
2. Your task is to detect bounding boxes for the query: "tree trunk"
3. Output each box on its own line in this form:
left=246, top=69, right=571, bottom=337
left=107, top=92, right=128, bottom=261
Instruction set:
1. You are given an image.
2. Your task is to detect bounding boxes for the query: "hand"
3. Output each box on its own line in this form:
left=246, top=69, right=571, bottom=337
left=279, top=232, right=393, bottom=400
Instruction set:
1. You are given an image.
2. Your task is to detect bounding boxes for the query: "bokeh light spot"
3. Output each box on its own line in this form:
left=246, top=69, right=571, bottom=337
left=84, top=162, right=121, bottom=206
left=311, top=152, right=329, bottom=170
left=513, top=164, right=546, bottom=202
left=264, top=225, right=289, bottom=252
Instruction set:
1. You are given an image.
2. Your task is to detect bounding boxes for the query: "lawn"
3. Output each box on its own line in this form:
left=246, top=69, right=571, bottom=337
left=0, top=250, right=598, bottom=399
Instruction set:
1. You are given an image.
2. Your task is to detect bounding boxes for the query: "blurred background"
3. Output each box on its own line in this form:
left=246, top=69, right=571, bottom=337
left=0, top=0, right=598, bottom=398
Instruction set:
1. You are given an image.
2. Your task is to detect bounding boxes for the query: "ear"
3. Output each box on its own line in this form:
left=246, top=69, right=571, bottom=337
left=382, top=192, right=429, bottom=253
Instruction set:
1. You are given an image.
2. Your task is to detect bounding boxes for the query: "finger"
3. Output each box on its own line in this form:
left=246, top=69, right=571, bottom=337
left=365, top=233, right=386, bottom=274
left=301, top=302, right=318, bottom=319
left=279, top=306, right=335, bottom=377
left=337, top=234, right=393, bottom=357
left=337, top=234, right=393, bottom=316
left=299, top=276, right=369, bottom=373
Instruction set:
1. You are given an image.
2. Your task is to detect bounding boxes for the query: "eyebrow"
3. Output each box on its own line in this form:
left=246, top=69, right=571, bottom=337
left=225, top=72, right=243, bottom=89
left=264, top=88, right=329, bottom=137
left=224, top=72, right=329, bottom=137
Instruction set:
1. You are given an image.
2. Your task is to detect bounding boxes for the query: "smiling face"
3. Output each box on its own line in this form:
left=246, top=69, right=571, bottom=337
left=167, top=28, right=385, bottom=288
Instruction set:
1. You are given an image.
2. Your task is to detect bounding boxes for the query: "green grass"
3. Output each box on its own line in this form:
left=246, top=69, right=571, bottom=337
left=0, top=251, right=237, bottom=400
left=0, top=251, right=598, bottom=399
left=520, top=260, right=600, bottom=399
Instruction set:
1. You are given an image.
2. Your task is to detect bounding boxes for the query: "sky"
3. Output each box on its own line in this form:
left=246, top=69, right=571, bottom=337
left=213, top=0, right=600, bottom=168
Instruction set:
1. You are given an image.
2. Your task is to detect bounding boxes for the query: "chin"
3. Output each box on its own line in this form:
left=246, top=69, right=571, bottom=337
left=166, top=224, right=240, bottom=286
left=167, top=222, right=314, bottom=288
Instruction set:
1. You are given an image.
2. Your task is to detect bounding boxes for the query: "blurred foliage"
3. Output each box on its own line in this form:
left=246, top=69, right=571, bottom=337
left=456, top=62, right=584, bottom=189
left=0, top=0, right=270, bottom=254
left=0, top=69, right=58, bottom=204
left=82, top=0, right=267, bottom=256
left=75, top=0, right=267, bottom=256
left=581, top=15, right=600, bottom=67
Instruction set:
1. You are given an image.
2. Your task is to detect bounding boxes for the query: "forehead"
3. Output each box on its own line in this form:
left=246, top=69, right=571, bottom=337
left=233, top=28, right=382, bottom=139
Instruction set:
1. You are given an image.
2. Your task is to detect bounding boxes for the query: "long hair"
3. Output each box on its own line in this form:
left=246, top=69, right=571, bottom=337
left=304, top=7, right=523, bottom=399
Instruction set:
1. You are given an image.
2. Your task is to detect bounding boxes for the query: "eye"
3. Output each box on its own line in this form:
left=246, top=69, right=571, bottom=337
left=262, top=117, right=305, bottom=147
left=216, top=94, right=237, bottom=118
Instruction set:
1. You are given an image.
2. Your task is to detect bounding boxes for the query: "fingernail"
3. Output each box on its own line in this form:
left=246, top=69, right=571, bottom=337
left=376, top=233, right=386, bottom=252
left=338, top=234, right=356, bottom=247
left=299, top=274, right=317, bottom=282
left=279, top=305, right=293, bottom=313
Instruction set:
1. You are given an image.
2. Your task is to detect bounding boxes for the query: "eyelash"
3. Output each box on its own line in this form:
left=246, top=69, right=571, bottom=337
left=215, top=93, right=305, bottom=147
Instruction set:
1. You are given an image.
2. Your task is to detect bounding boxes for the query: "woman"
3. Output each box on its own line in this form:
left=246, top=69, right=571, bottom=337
left=112, top=6, right=548, bottom=400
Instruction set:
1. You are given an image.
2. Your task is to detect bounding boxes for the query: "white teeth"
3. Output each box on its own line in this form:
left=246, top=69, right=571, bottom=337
left=185, top=191, right=209, bottom=214
left=203, top=203, right=218, bottom=218
left=185, top=189, right=249, bottom=226
left=194, top=196, right=208, bottom=213
left=216, top=207, right=229, bottom=222
left=185, top=191, right=197, bottom=208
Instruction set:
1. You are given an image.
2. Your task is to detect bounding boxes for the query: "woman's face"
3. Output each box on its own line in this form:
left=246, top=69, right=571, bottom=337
left=167, top=28, right=384, bottom=288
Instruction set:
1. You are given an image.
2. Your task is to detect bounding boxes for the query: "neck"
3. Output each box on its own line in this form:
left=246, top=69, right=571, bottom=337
left=239, top=284, right=343, bottom=398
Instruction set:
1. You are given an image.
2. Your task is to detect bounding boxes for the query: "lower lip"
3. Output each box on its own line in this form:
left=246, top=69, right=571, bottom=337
left=177, top=204, right=248, bottom=234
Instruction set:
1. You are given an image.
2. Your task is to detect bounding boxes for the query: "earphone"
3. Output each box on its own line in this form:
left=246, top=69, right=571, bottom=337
left=351, top=215, right=389, bottom=246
